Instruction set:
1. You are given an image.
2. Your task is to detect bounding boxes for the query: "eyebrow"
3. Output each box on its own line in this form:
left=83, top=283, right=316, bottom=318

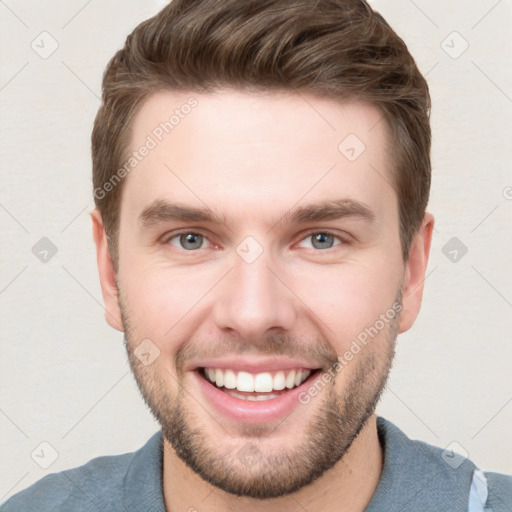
left=138, top=198, right=375, bottom=228
left=278, top=198, right=375, bottom=226
left=139, top=200, right=227, bottom=226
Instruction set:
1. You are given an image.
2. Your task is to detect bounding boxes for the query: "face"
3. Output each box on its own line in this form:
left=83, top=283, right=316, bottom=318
left=93, top=90, right=432, bottom=498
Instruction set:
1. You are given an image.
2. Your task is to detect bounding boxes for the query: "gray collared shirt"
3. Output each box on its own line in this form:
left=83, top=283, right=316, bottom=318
left=2, top=417, right=511, bottom=511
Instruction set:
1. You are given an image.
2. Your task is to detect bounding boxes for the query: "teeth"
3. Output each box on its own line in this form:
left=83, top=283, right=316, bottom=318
left=215, top=369, right=224, bottom=388
left=203, top=367, right=312, bottom=393
left=285, top=371, right=296, bottom=389
left=237, top=371, right=254, bottom=392
left=273, top=371, right=286, bottom=391
left=225, top=389, right=281, bottom=401
left=254, top=373, right=273, bottom=392
left=224, top=369, right=237, bottom=389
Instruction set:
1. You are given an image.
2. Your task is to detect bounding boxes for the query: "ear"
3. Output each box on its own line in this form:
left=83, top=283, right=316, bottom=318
left=398, top=212, right=435, bottom=334
left=91, top=209, right=124, bottom=332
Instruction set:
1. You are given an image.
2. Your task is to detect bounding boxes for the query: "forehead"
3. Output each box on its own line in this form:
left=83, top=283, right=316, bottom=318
left=122, top=89, right=396, bottom=227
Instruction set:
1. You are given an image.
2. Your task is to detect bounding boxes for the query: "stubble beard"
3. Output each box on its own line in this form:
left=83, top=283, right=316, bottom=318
left=120, top=293, right=400, bottom=499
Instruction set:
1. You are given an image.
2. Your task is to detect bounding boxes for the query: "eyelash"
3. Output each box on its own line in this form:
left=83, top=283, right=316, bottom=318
left=161, top=229, right=348, bottom=252
left=299, top=230, right=347, bottom=249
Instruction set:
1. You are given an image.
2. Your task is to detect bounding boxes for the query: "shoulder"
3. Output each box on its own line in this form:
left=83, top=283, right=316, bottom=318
left=368, top=417, right=509, bottom=511
left=376, top=416, right=476, bottom=484
left=1, top=452, right=135, bottom=512
left=483, top=471, right=512, bottom=512
left=0, top=432, right=162, bottom=512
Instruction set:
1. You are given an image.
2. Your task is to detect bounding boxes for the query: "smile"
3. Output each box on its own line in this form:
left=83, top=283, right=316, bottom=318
left=198, top=366, right=319, bottom=404
left=190, top=358, right=323, bottom=422
left=202, top=367, right=312, bottom=397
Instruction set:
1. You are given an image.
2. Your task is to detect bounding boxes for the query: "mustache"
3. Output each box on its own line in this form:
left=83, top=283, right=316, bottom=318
left=174, top=332, right=340, bottom=373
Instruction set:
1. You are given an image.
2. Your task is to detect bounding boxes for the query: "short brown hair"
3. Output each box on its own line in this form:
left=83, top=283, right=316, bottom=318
left=92, top=0, right=431, bottom=264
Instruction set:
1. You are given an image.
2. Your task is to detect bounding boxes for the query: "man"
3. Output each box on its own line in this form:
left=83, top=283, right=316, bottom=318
left=3, top=0, right=511, bottom=511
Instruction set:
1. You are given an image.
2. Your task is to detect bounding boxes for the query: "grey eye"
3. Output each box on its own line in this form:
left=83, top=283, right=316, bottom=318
left=310, top=233, right=336, bottom=250
left=170, top=233, right=205, bottom=250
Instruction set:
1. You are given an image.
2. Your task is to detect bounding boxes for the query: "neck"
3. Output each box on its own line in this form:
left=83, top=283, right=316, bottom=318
left=162, top=415, right=383, bottom=512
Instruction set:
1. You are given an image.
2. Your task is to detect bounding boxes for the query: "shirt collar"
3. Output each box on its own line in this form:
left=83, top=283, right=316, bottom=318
left=123, top=431, right=166, bottom=512
left=365, top=417, right=476, bottom=511
left=122, top=417, right=476, bottom=511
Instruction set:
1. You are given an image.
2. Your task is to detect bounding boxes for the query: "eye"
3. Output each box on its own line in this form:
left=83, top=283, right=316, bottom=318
left=297, top=231, right=343, bottom=250
left=167, top=232, right=209, bottom=251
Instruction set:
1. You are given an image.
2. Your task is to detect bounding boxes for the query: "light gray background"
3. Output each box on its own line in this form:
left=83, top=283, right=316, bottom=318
left=1, top=0, right=511, bottom=503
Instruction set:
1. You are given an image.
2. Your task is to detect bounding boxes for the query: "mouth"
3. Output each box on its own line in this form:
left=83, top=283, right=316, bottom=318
left=189, top=357, right=326, bottom=423
left=198, top=366, right=320, bottom=401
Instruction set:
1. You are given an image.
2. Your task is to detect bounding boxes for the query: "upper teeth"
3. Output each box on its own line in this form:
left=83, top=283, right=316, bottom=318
left=204, top=368, right=311, bottom=393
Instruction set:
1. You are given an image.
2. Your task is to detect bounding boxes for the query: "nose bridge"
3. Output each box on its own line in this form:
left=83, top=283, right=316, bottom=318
left=212, top=245, right=296, bottom=339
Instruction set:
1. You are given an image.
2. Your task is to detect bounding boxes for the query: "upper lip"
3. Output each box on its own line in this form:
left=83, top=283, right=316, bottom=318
left=188, top=357, right=321, bottom=373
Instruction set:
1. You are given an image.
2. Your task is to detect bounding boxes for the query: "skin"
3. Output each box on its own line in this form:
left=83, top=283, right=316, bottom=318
left=92, top=89, right=434, bottom=512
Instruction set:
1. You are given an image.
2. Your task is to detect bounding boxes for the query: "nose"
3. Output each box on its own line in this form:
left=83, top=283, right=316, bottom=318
left=212, top=247, right=298, bottom=342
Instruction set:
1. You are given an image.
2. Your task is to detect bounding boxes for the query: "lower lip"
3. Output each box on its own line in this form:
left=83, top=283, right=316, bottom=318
left=193, top=370, right=319, bottom=424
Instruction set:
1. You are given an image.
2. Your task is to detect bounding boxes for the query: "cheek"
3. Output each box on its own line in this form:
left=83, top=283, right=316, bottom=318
left=119, top=261, right=213, bottom=343
left=288, top=260, right=402, bottom=348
